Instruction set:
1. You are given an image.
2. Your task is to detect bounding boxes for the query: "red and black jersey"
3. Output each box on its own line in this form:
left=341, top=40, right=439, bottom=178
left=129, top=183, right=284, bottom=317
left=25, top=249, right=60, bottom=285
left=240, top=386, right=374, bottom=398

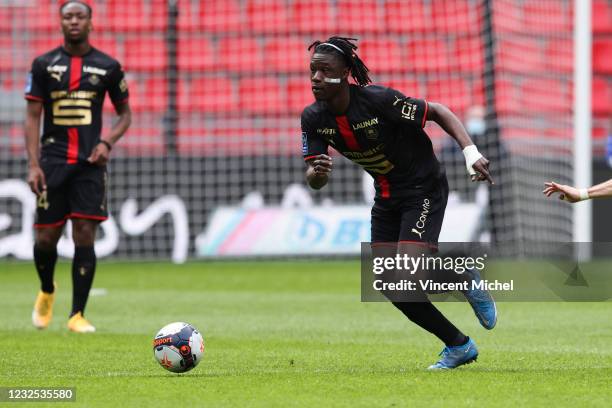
left=301, top=84, right=442, bottom=199
left=25, top=46, right=129, bottom=165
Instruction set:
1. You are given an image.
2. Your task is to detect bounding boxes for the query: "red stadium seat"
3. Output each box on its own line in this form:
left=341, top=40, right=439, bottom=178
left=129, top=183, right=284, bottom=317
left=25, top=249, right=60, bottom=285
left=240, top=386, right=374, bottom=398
left=123, top=38, right=167, bottom=71
left=218, top=37, right=262, bottom=73
left=15, top=38, right=63, bottom=71
left=239, top=77, right=284, bottom=114
left=492, top=0, right=521, bottom=33
left=264, top=38, right=310, bottom=74
left=199, top=0, right=242, bottom=32
left=189, top=77, right=236, bottom=113
left=0, top=39, right=14, bottom=72
left=385, top=1, right=429, bottom=33
left=405, top=39, right=452, bottom=72
left=496, top=38, right=543, bottom=73
left=592, top=77, right=612, bottom=115
left=544, top=39, right=572, bottom=73
left=118, top=117, right=165, bottom=156
left=246, top=0, right=289, bottom=34
left=425, top=77, right=472, bottom=111
left=431, top=0, right=481, bottom=34
left=454, top=38, right=484, bottom=72
left=593, top=0, right=612, bottom=34
left=593, top=40, right=612, bottom=74
left=337, top=0, right=382, bottom=33
left=387, top=79, right=424, bottom=99
left=178, top=38, right=215, bottom=71
left=21, top=0, right=55, bottom=32
left=287, top=77, right=314, bottom=114
left=291, top=0, right=336, bottom=34
left=521, top=0, right=571, bottom=34
left=495, top=78, right=521, bottom=114
left=90, top=37, right=121, bottom=61
left=0, top=7, right=11, bottom=32
left=360, top=39, right=403, bottom=73
left=177, top=0, right=198, bottom=31
left=106, top=0, right=167, bottom=31
left=141, top=77, right=168, bottom=112
left=521, top=78, right=571, bottom=113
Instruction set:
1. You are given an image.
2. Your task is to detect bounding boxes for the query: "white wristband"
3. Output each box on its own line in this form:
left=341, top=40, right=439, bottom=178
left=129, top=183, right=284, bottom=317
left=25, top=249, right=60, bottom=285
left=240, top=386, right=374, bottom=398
left=579, top=188, right=590, bottom=201
left=462, top=145, right=483, bottom=176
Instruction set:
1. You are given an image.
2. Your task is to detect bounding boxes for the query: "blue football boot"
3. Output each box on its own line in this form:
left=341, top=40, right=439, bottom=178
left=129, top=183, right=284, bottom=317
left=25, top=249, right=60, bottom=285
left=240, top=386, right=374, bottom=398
left=427, top=337, right=478, bottom=370
left=461, top=268, right=497, bottom=330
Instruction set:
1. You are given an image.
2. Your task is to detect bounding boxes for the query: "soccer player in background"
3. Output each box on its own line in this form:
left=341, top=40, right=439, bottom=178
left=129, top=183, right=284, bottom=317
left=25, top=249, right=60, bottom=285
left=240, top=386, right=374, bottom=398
left=301, top=37, right=496, bottom=369
left=543, top=179, right=612, bottom=202
left=25, top=1, right=131, bottom=332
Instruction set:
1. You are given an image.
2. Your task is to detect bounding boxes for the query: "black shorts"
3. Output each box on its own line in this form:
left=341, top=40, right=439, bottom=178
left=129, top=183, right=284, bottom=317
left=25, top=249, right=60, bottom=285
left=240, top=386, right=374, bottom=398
left=34, top=163, right=109, bottom=228
left=371, top=176, right=449, bottom=247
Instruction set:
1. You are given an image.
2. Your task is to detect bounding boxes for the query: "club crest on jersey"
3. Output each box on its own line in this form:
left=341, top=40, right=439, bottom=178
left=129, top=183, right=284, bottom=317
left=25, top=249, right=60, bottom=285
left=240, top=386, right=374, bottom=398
left=89, top=74, right=100, bottom=85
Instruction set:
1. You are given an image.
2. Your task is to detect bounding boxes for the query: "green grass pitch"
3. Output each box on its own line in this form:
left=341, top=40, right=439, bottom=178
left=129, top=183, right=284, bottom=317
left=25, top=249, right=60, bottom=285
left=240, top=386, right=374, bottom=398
left=1, top=261, right=611, bottom=407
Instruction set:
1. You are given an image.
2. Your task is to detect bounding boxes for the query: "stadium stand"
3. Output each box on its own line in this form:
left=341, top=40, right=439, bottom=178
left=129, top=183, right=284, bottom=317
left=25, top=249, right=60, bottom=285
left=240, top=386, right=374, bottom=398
left=0, top=0, right=610, bottom=155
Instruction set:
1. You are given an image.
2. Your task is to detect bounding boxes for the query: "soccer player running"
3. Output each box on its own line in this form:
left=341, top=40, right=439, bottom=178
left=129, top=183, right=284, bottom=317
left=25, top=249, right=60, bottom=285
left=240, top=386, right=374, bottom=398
left=301, top=37, right=496, bottom=369
left=26, top=1, right=131, bottom=333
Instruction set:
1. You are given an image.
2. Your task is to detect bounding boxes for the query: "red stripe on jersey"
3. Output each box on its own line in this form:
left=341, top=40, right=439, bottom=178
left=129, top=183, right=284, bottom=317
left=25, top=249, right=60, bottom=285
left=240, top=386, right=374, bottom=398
left=66, top=56, right=83, bottom=164
left=422, top=100, right=428, bottom=128
left=67, top=128, right=79, bottom=164
left=377, top=175, right=390, bottom=198
left=69, top=56, right=82, bottom=91
left=335, top=116, right=360, bottom=151
left=25, top=95, right=44, bottom=102
left=304, top=155, right=318, bottom=161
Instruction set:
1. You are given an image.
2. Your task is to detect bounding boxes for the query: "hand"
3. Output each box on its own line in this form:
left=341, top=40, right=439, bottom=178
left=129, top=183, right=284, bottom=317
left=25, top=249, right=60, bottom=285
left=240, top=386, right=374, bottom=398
left=311, top=154, right=332, bottom=175
left=87, top=142, right=111, bottom=166
left=27, top=165, right=46, bottom=196
left=471, top=157, right=494, bottom=184
left=543, top=181, right=581, bottom=203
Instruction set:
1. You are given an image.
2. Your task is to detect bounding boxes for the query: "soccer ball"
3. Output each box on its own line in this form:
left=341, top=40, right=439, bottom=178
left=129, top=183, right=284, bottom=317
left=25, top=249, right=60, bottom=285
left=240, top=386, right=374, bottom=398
left=153, top=322, right=205, bottom=373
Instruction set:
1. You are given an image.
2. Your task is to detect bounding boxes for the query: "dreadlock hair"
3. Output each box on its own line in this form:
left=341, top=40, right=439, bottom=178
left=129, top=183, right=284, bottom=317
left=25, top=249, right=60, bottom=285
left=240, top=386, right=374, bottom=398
left=308, top=36, right=371, bottom=87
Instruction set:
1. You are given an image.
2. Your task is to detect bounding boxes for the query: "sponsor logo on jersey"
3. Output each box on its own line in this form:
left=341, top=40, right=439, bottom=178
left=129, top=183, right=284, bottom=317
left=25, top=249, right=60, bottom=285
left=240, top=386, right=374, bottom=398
left=392, top=95, right=418, bottom=121
left=352, top=117, right=378, bottom=131
left=50, top=90, right=97, bottom=100
left=47, top=65, right=67, bottom=82
left=401, top=102, right=418, bottom=121
left=83, top=66, right=107, bottom=76
left=316, top=127, right=336, bottom=135
left=411, top=198, right=430, bottom=238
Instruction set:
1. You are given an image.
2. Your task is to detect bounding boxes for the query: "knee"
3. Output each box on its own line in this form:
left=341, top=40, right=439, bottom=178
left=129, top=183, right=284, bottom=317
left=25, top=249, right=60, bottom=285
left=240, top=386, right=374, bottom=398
left=72, top=221, right=97, bottom=246
left=35, top=228, right=62, bottom=250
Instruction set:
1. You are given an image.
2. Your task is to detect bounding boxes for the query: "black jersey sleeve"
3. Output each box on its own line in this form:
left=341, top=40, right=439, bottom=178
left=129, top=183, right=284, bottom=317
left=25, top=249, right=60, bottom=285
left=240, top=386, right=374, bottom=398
left=381, top=87, right=428, bottom=129
left=301, top=109, right=328, bottom=160
left=24, top=58, right=47, bottom=102
left=107, top=62, right=129, bottom=106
